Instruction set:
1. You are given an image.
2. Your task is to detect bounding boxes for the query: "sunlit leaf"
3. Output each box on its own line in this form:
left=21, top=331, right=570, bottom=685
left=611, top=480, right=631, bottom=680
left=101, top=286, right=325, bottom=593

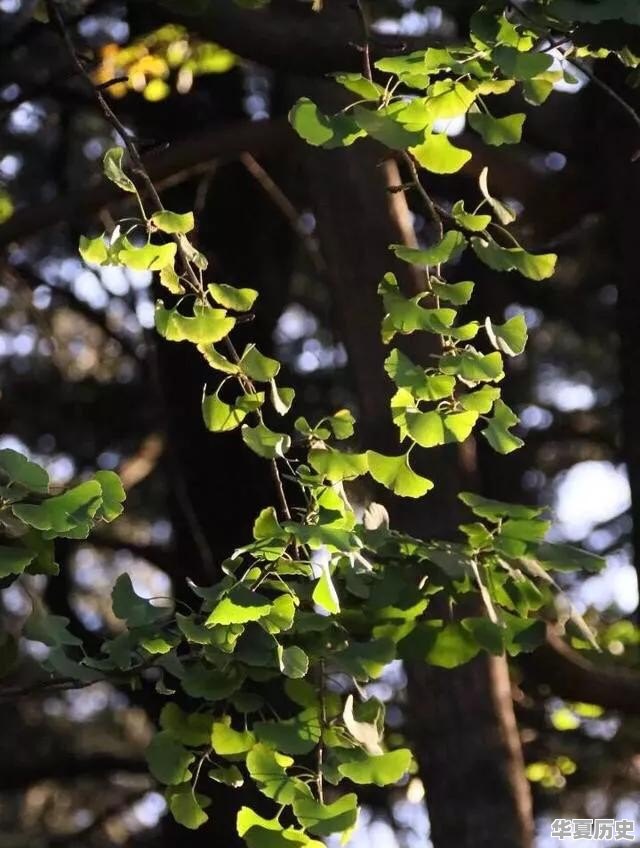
left=338, top=749, right=412, bottom=786
left=485, top=313, right=528, bottom=356
left=482, top=399, right=524, bottom=454
left=468, top=108, right=526, bottom=146
left=410, top=132, right=471, bottom=173
left=151, top=210, right=195, bottom=234
left=103, top=147, right=136, bottom=192
left=367, top=451, right=433, bottom=498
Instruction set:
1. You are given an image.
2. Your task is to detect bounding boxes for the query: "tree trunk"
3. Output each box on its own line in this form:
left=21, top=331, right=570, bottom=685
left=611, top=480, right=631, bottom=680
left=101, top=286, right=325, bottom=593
left=593, top=61, right=640, bottom=618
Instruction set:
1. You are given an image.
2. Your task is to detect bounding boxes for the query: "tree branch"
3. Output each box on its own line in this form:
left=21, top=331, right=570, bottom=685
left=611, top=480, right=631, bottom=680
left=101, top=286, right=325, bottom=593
left=146, top=0, right=435, bottom=75
left=522, top=626, right=640, bottom=714
left=0, top=755, right=147, bottom=791
left=0, top=118, right=288, bottom=247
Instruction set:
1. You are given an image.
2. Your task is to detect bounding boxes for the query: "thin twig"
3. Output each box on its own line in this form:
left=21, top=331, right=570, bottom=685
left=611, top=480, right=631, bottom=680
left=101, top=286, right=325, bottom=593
left=240, top=152, right=327, bottom=278
left=400, top=151, right=444, bottom=241
left=355, top=0, right=374, bottom=83
left=0, top=676, right=98, bottom=702
left=316, top=659, right=326, bottom=803
left=568, top=56, right=640, bottom=135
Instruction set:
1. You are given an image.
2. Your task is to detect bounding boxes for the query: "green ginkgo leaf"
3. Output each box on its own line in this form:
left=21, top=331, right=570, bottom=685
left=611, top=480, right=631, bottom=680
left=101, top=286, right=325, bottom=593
left=241, top=424, right=291, bottom=459
left=431, top=279, right=475, bottom=304
left=240, top=345, right=281, bottom=381
left=206, top=585, right=272, bottom=626
left=211, top=717, right=256, bottom=757
left=0, top=546, right=35, bottom=578
left=94, top=470, right=126, bottom=522
left=459, top=385, right=500, bottom=413
left=471, top=237, right=557, bottom=280
left=410, top=132, right=472, bottom=173
left=338, top=749, right=412, bottom=787
left=254, top=708, right=322, bottom=755
left=103, top=147, right=136, bottom=192
left=334, top=73, right=384, bottom=100
left=312, top=564, right=340, bottom=614
left=151, top=210, right=195, bottom=234
left=14, top=481, right=103, bottom=538
left=451, top=201, right=491, bottom=233
left=353, top=105, right=425, bottom=149
left=439, top=349, right=505, bottom=383
left=468, top=109, right=526, bottom=146
left=426, top=79, right=476, bottom=118
left=160, top=703, right=213, bottom=746
left=493, top=45, right=553, bottom=80
left=278, top=645, right=309, bottom=679
left=146, top=732, right=195, bottom=785
left=485, top=313, right=528, bottom=356
left=308, top=448, right=368, bottom=482
left=209, top=283, right=258, bottom=312
left=167, top=785, right=210, bottom=829
left=0, top=449, right=49, bottom=493
left=366, top=451, right=433, bottom=498
left=384, top=349, right=456, bottom=399
left=406, top=410, right=445, bottom=448
left=292, top=793, right=359, bottom=836
left=112, top=573, right=169, bottom=627
left=482, top=399, right=524, bottom=454
left=202, top=391, right=263, bottom=433
left=271, top=382, right=296, bottom=415
left=155, top=302, right=236, bottom=343
left=289, top=98, right=364, bottom=148
left=118, top=239, right=177, bottom=271
left=391, top=231, right=467, bottom=267
left=79, top=234, right=109, bottom=265
left=246, top=743, right=308, bottom=804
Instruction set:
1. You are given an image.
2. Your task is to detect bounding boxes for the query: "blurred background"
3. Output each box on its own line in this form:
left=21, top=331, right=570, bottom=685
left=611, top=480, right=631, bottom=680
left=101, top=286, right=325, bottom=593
left=0, top=0, right=639, bottom=845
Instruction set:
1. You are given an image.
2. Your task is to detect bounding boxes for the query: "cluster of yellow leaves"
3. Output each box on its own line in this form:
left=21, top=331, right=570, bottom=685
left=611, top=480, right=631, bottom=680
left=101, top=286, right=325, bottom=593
left=94, top=24, right=235, bottom=102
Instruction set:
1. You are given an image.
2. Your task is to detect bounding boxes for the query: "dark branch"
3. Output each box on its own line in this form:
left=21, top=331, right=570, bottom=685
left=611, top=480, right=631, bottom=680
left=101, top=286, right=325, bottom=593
left=0, top=755, right=147, bottom=791
left=0, top=118, right=288, bottom=247
left=147, top=0, right=435, bottom=75
left=522, top=626, right=640, bottom=714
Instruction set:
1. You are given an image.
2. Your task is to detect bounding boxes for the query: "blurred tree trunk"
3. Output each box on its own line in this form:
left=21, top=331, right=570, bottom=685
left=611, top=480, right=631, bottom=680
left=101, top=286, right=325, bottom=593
left=594, top=61, right=640, bottom=619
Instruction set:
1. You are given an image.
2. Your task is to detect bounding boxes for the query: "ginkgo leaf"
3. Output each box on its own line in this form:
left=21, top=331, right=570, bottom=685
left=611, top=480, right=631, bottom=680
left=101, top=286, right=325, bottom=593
left=289, top=98, right=364, bottom=148
left=155, top=302, right=236, bottom=343
left=468, top=109, right=526, bottom=146
left=471, top=237, right=557, bottom=280
left=366, top=451, right=433, bottom=498
left=482, top=399, right=524, bottom=454
left=485, top=314, right=528, bottom=356
left=151, top=210, right=194, bottom=234
left=410, top=132, right=471, bottom=174
left=493, top=45, right=553, bottom=81
left=391, top=231, right=467, bottom=267
left=103, top=147, right=136, bottom=192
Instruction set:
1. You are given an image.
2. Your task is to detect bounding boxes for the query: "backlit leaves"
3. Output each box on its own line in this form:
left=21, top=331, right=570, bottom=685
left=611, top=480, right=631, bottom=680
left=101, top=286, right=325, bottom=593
left=155, top=301, right=236, bottom=343
left=103, top=147, right=136, bottom=192
left=471, top=237, right=557, bottom=280
left=410, top=132, right=472, bottom=173
left=289, top=98, right=364, bottom=148
left=367, top=451, right=433, bottom=498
